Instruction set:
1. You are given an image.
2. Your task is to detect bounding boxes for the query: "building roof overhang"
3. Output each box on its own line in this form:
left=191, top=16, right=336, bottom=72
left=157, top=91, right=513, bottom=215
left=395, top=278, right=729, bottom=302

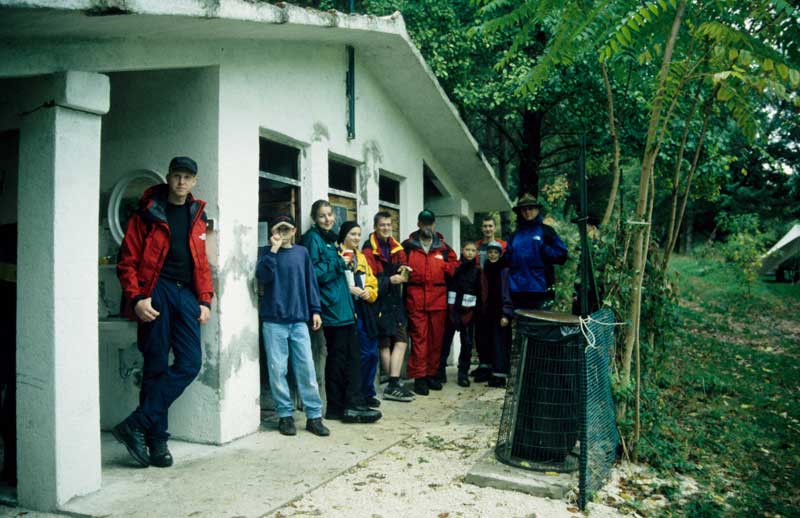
left=0, top=0, right=511, bottom=212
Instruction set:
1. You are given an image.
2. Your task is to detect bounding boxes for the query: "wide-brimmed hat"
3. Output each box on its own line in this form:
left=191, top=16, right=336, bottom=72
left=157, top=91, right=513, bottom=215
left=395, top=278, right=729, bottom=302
left=513, top=193, right=543, bottom=210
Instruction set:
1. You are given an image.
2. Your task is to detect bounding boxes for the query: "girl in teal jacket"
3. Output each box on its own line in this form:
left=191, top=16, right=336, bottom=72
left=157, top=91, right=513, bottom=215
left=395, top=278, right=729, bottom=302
left=300, top=200, right=381, bottom=424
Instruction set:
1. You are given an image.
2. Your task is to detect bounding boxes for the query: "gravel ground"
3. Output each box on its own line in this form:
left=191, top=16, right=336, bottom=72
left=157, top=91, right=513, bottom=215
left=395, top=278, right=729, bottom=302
left=264, top=387, right=622, bottom=518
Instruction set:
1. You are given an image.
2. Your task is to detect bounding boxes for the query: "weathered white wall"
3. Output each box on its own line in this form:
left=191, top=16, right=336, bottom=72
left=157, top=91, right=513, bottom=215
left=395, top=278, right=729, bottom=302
left=218, top=40, right=463, bottom=241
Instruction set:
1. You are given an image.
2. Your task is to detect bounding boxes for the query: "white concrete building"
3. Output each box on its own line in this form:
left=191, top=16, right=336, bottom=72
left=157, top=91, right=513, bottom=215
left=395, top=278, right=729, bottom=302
left=0, top=0, right=510, bottom=511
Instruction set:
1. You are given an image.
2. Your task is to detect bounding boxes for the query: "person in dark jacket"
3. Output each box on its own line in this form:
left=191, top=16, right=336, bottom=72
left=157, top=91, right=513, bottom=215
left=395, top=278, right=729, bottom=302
left=338, top=221, right=381, bottom=408
left=257, top=214, right=329, bottom=437
left=472, top=216, right=507, bottom=382
left=506, top=193, right=568, bottom=310
left=480, top=241, right=514, bottom=387
left=403, top=210, right=457, bottom=396
left=362, top=212, right=415, bottom=403
left=301, top=200, right=380, bottom=424
left=437, top=241, right=481, bottom=387
left=113, top=156, right=213, bottom=468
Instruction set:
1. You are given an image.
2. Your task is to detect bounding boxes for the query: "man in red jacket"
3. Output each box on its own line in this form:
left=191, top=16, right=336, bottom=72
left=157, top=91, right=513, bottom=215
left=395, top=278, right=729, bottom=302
left=113, top=156, right=213, bottom=469
left=403, top=210, right=457, bottom=396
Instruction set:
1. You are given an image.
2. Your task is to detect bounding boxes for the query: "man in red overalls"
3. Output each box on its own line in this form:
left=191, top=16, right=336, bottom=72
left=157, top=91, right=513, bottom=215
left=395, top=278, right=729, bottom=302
left=403, top=210, right=457, bottom=396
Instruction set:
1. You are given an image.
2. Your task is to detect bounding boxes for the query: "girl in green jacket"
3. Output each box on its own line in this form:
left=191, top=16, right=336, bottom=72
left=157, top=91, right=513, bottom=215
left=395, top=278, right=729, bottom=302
left=300, top=200, right=381, bottom=424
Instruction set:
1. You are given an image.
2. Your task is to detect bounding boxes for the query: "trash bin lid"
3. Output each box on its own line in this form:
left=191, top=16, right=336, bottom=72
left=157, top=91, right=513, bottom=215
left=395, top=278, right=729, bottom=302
left=514, top=309, right=581, bottom=325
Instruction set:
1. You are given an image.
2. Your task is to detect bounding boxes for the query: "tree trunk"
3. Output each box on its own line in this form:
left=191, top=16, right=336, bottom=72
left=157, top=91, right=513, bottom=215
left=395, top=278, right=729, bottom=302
left=683, top=204, right=694, bottom=253
left=601, top=61, right=621, bottom=226
left=663, top=93, right=701, bottom=269
left=520, top=109, right=544, bottom=196
left=621, top=0, right=687, bottom=390
left=665, top=88, right=717, bottom=266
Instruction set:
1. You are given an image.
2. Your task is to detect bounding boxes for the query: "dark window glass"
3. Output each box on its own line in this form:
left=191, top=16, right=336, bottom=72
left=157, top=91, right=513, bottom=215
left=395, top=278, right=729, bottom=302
left=423, top=163, right=442, bottom=199
left=259, top=138, right=299, bottom=180
left=379, top=175, right=400, bottom=204
left=329, top=159, right=356, bottom=193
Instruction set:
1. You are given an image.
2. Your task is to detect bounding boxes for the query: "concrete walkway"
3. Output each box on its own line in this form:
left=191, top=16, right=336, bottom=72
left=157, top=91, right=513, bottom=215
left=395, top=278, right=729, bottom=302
left=1, top=370, right=622, bottom=518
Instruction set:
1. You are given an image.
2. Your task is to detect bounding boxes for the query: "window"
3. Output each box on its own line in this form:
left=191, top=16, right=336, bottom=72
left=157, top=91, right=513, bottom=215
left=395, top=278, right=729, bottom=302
left=329, top=159, right=356, bottom=193
left=423, top=162, right=443, bottom=200
left=328, top=157, right=358, bottom=235
left=259, top=139, right=299, bottom=181
left=379, top=173, right=401, bottom=239
left=259, top=137, right=301, bottom=228
left=379, top=175, right=400, bottom=205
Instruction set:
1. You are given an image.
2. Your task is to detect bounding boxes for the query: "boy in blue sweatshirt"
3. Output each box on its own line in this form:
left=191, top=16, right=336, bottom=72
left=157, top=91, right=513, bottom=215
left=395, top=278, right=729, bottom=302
left=256, top=214, right=329, bottom=437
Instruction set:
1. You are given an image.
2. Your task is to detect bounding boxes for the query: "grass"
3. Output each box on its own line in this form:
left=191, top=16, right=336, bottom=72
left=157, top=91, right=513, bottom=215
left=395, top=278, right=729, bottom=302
left=634, top=255, right=800, bottom=517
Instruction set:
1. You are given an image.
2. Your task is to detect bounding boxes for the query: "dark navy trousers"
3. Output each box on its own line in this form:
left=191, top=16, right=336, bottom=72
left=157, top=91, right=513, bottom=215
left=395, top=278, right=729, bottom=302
left=128, top=277, right=202, bottom=441
left=439, top=316, right=475, bottom=377
left=356, top=315, right=378, bottom=399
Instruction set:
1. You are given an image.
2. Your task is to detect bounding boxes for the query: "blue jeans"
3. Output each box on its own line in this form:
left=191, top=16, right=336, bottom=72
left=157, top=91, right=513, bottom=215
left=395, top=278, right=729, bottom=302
left=262, top=321, right=323, bottom=419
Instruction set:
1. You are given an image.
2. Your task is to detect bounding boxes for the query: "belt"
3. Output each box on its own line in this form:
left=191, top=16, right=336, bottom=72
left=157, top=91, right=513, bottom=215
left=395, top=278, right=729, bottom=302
left=161, top=277, right=191, bottom=289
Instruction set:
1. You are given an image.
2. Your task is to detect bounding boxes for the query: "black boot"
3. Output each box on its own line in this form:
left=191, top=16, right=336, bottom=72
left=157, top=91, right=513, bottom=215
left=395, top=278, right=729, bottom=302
left=487, top=375, right=507, bottom=388
left=342, top=406, right=382, bottom=423
left=473, top=368, right=492, bottom=383
left=149, top=440, right=174, bottom=468
left=457, top=371, right=471, bottom=387
left=278, top=416, right=297, bottom=436
left=426, top=376, right=443, bottom=391
left=305, top=418, right=330, bottom=437
left=413, top=378, right=429, bottom=396
left=112, top=420, right=150, bottom=467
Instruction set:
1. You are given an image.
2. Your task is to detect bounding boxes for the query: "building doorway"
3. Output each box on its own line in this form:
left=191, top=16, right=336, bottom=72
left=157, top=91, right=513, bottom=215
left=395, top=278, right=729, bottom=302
left=0, top=129, right=19, bottom=499
left=257, top=136, right=303, bottom=413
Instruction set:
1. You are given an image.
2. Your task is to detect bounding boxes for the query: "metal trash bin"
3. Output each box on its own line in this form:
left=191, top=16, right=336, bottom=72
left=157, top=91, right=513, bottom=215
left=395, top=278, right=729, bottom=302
left=495, top=309, right=583, bottom=473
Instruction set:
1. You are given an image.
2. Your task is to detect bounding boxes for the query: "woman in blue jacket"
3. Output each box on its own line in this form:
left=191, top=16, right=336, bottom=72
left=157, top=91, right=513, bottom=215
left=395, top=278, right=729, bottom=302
left=506, top=193, right=568, bottom=310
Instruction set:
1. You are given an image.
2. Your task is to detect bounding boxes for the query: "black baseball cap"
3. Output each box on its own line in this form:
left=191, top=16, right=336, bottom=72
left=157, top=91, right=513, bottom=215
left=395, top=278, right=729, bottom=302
left=270, top=214, right=295, bottom=229
left=418, top=209, right=436, bottom=224
left=168, top=156, right=198, bottom=175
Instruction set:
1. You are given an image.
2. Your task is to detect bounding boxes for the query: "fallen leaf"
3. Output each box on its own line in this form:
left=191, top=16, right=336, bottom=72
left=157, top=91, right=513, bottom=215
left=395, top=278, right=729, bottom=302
left=438, top=514, right=450, bottom=518
left=567, top=507, right=579, bottom=512
left=545, top=471, right=559, bottom=476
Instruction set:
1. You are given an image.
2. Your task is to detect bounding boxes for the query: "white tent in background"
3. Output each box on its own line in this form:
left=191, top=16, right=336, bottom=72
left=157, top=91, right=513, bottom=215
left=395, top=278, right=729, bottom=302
left=760, top=223, right=800, bottom=279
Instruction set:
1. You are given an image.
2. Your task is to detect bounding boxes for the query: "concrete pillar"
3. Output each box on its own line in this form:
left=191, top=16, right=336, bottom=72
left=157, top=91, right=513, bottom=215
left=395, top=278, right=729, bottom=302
left=359, top=141, right=381, bottom=237
left=302, top=123, right=330, bottom=232
left=16, top=71, right=109, bottom=510
left=427, top=196, right=471, bottom=250
left=215, top=66, right=261, bottom=444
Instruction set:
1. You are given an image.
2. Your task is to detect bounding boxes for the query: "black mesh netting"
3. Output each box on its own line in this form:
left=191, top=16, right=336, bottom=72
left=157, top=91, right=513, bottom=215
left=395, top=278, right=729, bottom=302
left=494, top=308, right=619, bottom=509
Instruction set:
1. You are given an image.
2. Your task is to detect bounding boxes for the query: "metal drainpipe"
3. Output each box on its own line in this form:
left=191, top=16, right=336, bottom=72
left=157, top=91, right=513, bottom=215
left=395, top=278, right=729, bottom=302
left=346, top=0, right=356, bottom=140
left=346, top=45, right=355, bottom=140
